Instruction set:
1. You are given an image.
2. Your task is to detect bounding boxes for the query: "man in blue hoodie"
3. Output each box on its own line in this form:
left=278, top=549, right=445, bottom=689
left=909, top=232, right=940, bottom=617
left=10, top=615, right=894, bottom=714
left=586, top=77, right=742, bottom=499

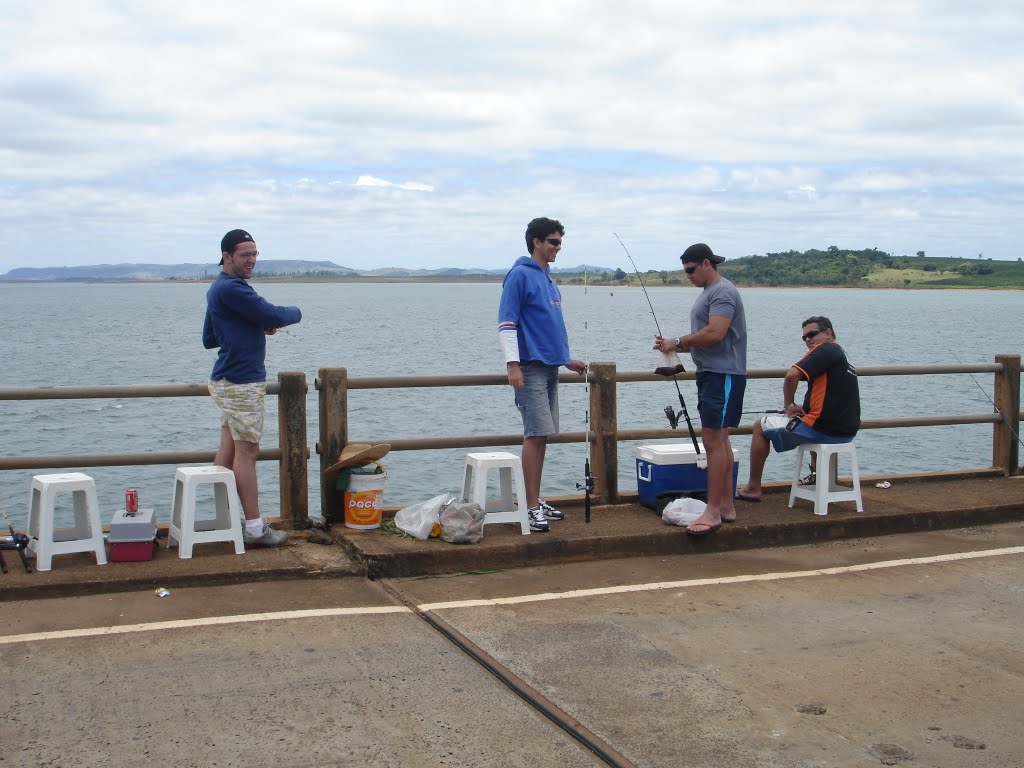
left=204, top=229, right=302, bottom=547
left=498, top=217, right=588, bottom=532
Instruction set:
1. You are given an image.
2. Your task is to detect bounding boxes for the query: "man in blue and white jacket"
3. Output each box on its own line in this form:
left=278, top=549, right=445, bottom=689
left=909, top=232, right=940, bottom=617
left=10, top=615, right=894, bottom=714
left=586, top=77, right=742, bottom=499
left=498, top=217, right=587, bottom=532
left=203, top=229, right=302, bottom=547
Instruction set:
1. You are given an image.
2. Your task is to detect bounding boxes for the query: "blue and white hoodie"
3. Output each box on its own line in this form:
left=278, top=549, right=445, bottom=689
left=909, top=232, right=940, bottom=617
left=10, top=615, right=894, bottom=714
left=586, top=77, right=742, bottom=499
left=497, top=256, right=571, bottom=366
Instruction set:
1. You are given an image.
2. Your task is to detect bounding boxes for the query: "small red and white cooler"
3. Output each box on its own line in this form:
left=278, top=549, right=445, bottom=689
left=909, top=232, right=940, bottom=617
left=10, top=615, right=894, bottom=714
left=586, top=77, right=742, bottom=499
left=108, top=508, right=158, bottom=561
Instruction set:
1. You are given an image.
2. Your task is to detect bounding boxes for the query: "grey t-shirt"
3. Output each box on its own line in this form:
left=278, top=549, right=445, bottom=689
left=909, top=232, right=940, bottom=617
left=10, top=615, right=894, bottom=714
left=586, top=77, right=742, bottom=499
left=689, top=276, right=747, bottom=375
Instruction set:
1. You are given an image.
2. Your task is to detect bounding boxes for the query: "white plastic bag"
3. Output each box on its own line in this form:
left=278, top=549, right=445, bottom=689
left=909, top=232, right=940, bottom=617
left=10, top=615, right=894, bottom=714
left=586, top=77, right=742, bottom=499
left=439, top=499, right=486, bottom=544
left=394, top=494, right=448, bottom=540
left=662, top=497, right=707, bottom=527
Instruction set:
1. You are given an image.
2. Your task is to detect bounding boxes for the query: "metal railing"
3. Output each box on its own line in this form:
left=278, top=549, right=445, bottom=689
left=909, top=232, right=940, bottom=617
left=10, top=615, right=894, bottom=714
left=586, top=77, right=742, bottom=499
left=0, top=357, right=1018, bottom=529
left=315, top=355, right=1021, bottom=523
left=0, top=373, right=309, bottom=528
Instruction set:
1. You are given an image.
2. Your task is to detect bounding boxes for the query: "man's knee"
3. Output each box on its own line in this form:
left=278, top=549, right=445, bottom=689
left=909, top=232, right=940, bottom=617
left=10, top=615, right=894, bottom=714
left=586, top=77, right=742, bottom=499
left=701, top=427, right=729, bottom=449
left=233, top=440, right=260, bottom=461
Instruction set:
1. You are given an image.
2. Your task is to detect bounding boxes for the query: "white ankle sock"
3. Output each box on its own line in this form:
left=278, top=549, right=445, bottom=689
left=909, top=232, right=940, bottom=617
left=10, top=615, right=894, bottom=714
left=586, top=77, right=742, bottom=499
left=245, top=518, right=265, bottom=535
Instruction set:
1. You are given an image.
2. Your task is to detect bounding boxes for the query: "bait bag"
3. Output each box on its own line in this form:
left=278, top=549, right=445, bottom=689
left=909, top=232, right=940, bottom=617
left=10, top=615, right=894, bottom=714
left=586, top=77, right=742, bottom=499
left=394, top=494, right=448, bottom=540
left=662, top=497, right=707, bottom=527
left=439, top=499, right=486, bottom=544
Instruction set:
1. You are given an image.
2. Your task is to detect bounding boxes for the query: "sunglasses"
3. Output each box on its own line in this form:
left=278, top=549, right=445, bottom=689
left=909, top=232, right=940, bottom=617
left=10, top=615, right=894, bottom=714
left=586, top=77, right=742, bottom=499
left=544, top=238, right=562, bottom=246
left=801, top=329, right=822, bottom=341
left=683, top=263, right=699, bottom=275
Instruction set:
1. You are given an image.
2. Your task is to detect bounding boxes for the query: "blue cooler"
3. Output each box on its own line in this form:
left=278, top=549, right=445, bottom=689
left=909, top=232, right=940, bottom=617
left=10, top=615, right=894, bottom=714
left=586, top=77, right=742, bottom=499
left=636, top=443, right=739, bottom=509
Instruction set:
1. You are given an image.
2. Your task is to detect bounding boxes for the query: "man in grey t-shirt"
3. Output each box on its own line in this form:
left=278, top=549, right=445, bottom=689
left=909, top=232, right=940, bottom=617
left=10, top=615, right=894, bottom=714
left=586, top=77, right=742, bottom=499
left=654, top=243, right=747, bottom=536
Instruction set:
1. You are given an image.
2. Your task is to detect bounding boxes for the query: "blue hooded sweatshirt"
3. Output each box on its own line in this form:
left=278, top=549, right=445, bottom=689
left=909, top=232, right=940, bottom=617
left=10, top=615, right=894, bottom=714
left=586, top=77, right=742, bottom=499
left=497, top=256, right=571, bottom=366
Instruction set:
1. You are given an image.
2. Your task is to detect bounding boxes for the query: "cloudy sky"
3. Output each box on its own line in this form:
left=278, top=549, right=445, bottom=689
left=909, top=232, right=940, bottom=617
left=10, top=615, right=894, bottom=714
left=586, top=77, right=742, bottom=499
left=1, top=1, right=1022, bottom=272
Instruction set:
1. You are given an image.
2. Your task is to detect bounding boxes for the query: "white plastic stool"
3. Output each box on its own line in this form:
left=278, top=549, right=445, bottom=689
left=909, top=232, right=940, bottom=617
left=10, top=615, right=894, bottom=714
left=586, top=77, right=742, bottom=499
left=788, top=442, right=864, bottom=516
left=461, top=452, right=530, bottom=535
left=168, top=466, right=245, bottom=558
left=26, top=472, right=108, bottom=571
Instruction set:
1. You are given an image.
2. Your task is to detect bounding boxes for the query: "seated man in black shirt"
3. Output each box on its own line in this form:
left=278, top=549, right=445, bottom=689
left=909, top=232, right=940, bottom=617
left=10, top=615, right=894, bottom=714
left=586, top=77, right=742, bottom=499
left=736, top=316, right=860, bottom=501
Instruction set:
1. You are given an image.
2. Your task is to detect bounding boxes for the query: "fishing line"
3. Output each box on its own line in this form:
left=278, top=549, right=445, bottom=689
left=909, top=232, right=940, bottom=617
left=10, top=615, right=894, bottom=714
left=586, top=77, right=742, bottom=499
left=612, top=233, right=701, bottom=453
left=575, top=268, right=594, bottom=523
left=950, top=351, right=1023, bottom=450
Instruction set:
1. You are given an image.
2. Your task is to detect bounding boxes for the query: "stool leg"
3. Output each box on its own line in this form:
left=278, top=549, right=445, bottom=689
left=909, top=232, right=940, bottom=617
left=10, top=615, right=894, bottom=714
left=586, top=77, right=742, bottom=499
left=461, top=464, right=473, bottom=504
left=850, top=448, right=864, bottom=512
left=169, top=478, right=183, bottom=549
left=29, top=486, right=55, bottom=571
left=71, top=490, right=90, bottom=539
left=498, top=467, right=513, bottom=512
left=84, top=484, right=107, bottom=566
left=788, top=445, right=806, bottom=508
left=27, top=487, right=41, bottom=549
left=511, top=463, right=530, bottom=535
left=179, top=480, right=197, bottom=559
left=473, top=466, right=488, bottom=512
left=214, top=482, right=231, bottom=529
left=222, top=479, right=245, bottom=555
left=814, top=448, right=829, bottom=516
left=827, top=451, right=841, bottom=493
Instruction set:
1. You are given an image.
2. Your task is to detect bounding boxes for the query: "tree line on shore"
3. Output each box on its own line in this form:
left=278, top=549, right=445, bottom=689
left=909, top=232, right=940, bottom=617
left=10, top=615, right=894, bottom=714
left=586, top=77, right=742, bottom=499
left=559, top=246, right=1024, bottom=289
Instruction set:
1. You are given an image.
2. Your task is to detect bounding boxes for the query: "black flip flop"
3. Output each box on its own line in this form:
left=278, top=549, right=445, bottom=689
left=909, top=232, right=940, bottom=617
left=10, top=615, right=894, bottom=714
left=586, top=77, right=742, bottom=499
left=686, top=522, right=722, bottom=537
left=735, top=491, right=762, bottom=503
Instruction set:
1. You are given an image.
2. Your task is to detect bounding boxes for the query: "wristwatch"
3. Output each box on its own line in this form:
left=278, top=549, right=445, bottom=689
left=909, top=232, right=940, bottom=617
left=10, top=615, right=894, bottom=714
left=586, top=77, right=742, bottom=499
left=673, top=337, right=681, bottom=348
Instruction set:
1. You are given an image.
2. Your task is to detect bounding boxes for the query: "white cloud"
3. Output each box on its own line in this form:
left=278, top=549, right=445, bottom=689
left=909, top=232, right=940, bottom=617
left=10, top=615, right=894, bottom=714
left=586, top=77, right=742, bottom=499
left=0, top=1, right=1022, bottom=269
left=354, top=176, right=434, bottom=192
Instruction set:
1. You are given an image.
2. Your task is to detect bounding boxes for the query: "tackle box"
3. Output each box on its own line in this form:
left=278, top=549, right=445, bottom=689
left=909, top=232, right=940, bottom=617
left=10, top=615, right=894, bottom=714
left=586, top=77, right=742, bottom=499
left=108, top=507, right=158, bottom=562
left=636, top=443, right=739, bottom=510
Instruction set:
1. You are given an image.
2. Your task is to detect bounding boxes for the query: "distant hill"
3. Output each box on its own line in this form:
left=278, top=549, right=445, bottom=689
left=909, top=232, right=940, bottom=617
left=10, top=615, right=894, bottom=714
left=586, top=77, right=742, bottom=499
left=1, top=260, right=359, bottom=281
left=0, top=260, right=617, bottom=281
left=719, top=247, right=1024, bottom=289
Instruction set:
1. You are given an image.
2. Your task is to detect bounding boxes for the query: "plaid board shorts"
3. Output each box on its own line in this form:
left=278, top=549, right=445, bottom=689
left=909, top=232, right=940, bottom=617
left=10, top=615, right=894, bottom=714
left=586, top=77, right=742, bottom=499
left=208, top=379, right=266, bottom=443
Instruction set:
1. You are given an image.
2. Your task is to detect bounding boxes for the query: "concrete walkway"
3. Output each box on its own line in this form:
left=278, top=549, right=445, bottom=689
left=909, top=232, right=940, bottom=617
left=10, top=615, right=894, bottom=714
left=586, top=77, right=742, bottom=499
left=2, top=471, right=1021, bottom=601
left=2, top=524, right=1022, bottom=767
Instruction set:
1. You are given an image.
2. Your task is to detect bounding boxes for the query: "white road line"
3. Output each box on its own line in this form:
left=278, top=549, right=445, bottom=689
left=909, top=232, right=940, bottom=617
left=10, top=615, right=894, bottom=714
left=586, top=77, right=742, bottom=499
left=417, top=546, right=1024, bottom=610
left=2, top=546, right=1021, bottom=646
left=0, top=606, right=408, bottom=646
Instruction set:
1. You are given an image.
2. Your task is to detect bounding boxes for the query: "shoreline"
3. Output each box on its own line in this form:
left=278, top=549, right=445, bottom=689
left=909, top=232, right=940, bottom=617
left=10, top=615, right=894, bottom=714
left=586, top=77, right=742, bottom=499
left=1, top=277, right=1022, bottom=291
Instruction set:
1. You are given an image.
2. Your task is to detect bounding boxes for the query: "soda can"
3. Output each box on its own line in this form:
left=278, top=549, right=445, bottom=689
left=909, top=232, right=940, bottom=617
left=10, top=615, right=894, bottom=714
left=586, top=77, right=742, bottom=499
left=125, top=489, right=139, bottom=514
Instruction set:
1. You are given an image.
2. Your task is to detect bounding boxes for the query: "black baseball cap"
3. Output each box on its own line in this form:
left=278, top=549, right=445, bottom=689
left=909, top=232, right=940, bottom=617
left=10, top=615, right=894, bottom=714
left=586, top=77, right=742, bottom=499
left=219, top=229, right=254, bottom=265
left=680, top=242, right=725, bottom=265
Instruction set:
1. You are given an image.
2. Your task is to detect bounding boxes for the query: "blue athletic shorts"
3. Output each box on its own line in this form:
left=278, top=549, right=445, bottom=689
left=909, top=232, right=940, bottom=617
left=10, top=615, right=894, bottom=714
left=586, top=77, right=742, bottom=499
left=764, top=420, right=854, bottom=453
left=515, top=361, right=560, bottom=437
left=695, top=371, right=746, bottom=430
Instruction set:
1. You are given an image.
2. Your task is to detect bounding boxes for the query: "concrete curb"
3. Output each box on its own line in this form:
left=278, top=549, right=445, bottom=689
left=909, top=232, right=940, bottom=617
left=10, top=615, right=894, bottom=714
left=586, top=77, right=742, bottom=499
left=3, top=473, right=1021, bottom=600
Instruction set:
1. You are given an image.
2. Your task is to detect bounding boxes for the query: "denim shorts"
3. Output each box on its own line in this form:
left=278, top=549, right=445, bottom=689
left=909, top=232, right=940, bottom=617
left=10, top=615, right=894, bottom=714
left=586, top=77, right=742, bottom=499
left=695, top=371, right=746, bottom=429
left=764, top=419, right=854, bottom=453
left=514, top=361, right=560, bottom=437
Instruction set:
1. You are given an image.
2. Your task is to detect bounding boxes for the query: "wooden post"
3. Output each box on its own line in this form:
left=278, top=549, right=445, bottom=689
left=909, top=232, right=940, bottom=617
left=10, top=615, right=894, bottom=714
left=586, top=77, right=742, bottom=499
left=589, top=362, right=618, bottom=503
left=993, top=354, right=1020, bottom=476
left=317, top=367, right=349, bottom=523
left=276, top=371, right=308, bottom=529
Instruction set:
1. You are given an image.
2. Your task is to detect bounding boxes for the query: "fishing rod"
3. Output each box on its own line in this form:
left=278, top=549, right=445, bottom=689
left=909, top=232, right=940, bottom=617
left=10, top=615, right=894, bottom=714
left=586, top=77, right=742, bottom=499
left=612, top=233, right=701, bottom=454
left=575, top=267, right=594, bottom=523
left=950, top=351, right=1024, bottom=450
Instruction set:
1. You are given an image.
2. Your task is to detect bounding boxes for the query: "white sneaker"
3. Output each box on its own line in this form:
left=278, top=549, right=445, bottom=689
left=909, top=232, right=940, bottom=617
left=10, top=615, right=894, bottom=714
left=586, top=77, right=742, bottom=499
left=537, top=498, right=564, bottom=520
left=242, top=521, right=289, bottom=548
left=527, top=506, right=550, bottom=532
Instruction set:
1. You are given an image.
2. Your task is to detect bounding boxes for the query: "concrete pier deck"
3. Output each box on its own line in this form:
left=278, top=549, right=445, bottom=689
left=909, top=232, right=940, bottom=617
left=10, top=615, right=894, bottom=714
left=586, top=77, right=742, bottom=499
left=2, top=470, right=1021, bottom=601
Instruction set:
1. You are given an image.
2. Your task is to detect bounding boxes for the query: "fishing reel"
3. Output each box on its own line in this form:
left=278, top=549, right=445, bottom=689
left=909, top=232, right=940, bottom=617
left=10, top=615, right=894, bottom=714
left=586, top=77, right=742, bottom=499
left=664, top=405, right=681, bottom=429
left=0, top=531, right=31, bottom=574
